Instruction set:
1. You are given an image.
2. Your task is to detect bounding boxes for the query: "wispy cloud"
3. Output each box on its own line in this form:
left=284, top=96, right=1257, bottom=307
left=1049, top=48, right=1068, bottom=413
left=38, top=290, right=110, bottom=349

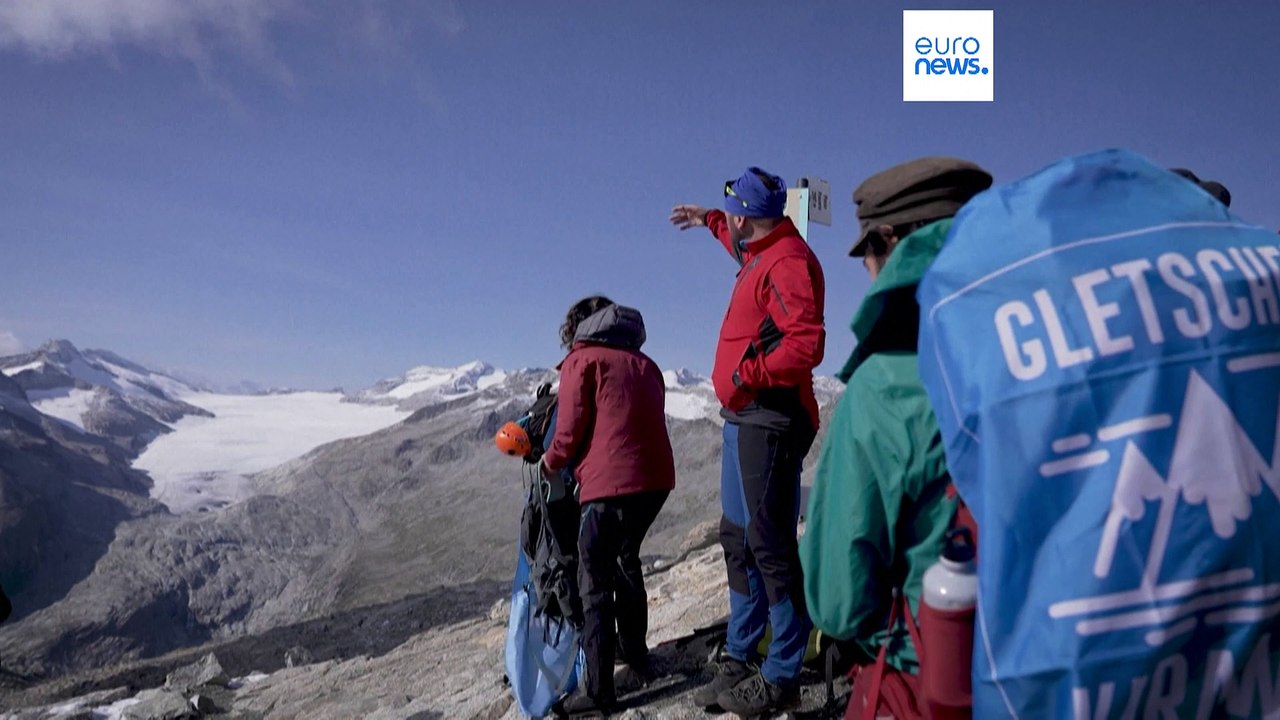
left=0, top=0, right=300, bottom=102
left=0, top=330, right=25, bottom=356
left=0, top=0, right=293, bottom=56
left=336, top=0, right=463, bottom=112
left=0, top=1, right=464, bottom=104
left=0, top=0, right=293, bottom=61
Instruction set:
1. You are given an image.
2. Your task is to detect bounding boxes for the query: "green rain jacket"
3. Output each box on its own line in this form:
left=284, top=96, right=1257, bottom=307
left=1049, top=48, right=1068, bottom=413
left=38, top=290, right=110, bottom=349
left=800, top=218, right=958, bottom=674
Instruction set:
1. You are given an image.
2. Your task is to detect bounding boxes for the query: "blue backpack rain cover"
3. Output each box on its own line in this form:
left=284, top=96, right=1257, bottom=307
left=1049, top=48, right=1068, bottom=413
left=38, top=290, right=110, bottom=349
left=504, top=404, right=584, bottom=718
left=917, top=149, right=1280, bottom=718
left=504, top=538, right=581, bottom=718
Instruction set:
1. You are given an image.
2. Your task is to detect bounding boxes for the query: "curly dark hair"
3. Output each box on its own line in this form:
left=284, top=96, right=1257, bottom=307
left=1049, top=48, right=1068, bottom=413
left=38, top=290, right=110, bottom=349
left=560, top=295, right=615, bottom=349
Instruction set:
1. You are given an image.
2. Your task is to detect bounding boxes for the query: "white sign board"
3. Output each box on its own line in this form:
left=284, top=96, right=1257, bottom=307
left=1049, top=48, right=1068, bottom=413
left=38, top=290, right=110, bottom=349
left=805, top=178, right=832, bottom=226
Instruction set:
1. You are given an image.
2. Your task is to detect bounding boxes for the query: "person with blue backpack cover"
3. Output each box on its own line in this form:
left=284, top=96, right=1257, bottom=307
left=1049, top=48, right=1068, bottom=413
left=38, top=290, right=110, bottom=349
left=917, top=148, right=1280, bottom=718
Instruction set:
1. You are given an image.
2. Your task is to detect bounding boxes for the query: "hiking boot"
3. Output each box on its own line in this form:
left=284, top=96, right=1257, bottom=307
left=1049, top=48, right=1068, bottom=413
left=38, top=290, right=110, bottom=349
left=716, top=672, right=800, bottom=718
left=691, top=655, right=754, bottom=708
left=557, top=691, right=615, bottom=718
left=615, top=653, right=657, bottom=690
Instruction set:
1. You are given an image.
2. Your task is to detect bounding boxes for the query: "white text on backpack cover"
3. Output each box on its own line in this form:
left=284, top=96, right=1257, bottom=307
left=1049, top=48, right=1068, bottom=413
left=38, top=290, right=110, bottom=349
left=995, top=244, right=1280, bottom=381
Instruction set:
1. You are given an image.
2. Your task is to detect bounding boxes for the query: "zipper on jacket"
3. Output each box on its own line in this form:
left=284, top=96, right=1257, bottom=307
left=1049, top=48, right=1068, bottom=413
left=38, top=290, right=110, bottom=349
left=769, top=281, right=790, bottom=317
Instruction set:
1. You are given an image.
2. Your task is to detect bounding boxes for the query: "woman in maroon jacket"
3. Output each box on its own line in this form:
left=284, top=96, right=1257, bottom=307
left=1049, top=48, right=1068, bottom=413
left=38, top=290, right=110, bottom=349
left=541, top=295, right=675, bottom=717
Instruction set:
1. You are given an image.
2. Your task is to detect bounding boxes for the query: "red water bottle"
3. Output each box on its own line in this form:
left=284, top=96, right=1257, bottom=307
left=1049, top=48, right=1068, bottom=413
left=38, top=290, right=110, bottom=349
left=918, top=528, right=977, bottom=720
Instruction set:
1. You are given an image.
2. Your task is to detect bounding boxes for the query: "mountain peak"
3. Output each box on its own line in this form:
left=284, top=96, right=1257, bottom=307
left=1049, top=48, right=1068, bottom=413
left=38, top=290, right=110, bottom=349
left=2, top=339, right=208, bottom=444
left=662, top=368, right=710, bottom=388
left=402, top=360, right=492, bottom=378
left=37, top=338, right=84, bottom=363
left=363, top=360, right=503, bottom=404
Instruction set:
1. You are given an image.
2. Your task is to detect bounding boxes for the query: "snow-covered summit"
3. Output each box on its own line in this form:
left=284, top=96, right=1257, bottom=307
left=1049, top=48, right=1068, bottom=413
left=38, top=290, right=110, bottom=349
left=357, top=359, right=841, bottom=424
left=360, top=360, right=505, bottom=404
left=0, top=339, right=211, bottom=437
left=1, top=339, right=200, bottom=400
left=663, top=368, right=712, bottom=389
left=813, top=375, right=845, bottom=403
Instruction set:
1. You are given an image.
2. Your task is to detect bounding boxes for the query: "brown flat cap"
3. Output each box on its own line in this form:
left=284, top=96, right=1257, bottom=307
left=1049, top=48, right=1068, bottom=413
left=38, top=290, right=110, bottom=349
left=850, top=156, right=993, bottom=256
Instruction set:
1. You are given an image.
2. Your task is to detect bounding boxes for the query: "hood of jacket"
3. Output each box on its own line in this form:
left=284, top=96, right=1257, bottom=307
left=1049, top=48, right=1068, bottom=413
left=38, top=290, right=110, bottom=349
left=574, top=304, right=647, bottom=350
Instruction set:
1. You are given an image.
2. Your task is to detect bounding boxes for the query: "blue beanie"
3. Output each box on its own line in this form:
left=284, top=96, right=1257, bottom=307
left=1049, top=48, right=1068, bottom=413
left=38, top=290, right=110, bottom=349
left=724, top=167, right=788, bottom=218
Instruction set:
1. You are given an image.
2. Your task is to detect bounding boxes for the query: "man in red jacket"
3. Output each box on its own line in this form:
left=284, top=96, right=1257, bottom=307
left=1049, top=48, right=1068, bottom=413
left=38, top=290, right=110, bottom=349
left=670, top=167, right=826, bottom=717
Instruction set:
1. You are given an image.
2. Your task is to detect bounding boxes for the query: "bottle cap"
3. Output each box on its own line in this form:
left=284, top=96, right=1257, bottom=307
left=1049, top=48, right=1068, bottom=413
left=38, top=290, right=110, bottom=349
left=943, top=527, right=976, bottom=564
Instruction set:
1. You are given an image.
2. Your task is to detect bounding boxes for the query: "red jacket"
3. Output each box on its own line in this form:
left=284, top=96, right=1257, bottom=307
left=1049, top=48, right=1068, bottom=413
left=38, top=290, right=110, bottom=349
left=707, top=210, right=826, bottom=430
left=542, top=313, right=676, bottom=503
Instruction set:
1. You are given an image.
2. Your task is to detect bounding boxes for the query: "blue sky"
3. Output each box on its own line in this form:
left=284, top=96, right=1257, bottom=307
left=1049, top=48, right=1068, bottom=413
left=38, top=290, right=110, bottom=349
left=2, top=0, right=1277, bottom=390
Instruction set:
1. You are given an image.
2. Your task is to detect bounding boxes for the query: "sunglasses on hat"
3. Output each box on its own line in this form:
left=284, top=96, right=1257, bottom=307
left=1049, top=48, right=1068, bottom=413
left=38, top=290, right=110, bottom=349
left=724, top=180, right=750, bottom=210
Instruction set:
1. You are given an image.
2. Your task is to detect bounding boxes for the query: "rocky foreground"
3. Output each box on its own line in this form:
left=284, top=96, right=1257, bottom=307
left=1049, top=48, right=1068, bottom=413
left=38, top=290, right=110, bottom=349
left=1, top=534, right=852, bottom=720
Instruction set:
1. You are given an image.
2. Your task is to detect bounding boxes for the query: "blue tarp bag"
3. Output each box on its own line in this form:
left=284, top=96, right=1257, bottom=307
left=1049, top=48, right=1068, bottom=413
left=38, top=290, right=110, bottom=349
left=504, top=536, right=582, bottom=718
left=918, top=148, right=1280, bottom=718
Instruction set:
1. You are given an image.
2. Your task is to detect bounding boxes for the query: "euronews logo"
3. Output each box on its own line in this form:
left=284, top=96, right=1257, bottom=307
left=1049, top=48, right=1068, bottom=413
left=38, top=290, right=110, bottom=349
left=903, top=10, right=994, bottom=102
left=913, top=37, right=989, bottom=76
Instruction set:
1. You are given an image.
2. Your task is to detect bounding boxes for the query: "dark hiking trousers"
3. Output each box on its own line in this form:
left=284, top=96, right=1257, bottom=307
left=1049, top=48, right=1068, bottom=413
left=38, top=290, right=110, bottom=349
left=720, top=420, right=816, bottom=686
left=577, top=489, right=669, bottom=703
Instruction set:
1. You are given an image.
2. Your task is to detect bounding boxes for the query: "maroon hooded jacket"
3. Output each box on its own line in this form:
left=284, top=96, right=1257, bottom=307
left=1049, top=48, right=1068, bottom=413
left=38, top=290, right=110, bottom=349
left=542, top=304, right=676, bottom=504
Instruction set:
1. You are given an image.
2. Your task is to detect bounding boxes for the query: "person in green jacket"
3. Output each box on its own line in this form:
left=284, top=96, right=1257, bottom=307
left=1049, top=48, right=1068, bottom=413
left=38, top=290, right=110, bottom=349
left=799, top=157, right=992, bottom=715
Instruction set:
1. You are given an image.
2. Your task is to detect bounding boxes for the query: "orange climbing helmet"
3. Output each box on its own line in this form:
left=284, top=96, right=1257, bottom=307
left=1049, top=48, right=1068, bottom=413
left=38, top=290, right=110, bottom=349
left=495, top=421, right=533, bottom=458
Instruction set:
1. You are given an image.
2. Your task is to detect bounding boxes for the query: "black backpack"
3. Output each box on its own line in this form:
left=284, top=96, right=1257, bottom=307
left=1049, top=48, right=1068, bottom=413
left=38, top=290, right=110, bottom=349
left=520, top=479, right=581, bottom=630
left=514, top=384, right=582, bottom=629
left=517, top=382, right=558, bottom=464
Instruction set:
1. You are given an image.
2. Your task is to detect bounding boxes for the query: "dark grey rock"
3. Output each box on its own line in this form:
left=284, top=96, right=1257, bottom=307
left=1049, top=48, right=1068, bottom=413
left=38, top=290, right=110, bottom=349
left=122, top=688, right=197, bottom=720
left=165, top=652, right=228, bottom=691
left=283, top=645, right=313, bottom=668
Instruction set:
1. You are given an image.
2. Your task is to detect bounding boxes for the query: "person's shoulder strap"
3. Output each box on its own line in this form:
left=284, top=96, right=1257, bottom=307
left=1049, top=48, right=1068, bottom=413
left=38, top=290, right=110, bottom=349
left=904, top=594, right=925, bottom=669
left=847, top=587, right=928, bottom=720
left=946, top=481, right=979, bottom=548
left=851, top=588, right=905, bottom=720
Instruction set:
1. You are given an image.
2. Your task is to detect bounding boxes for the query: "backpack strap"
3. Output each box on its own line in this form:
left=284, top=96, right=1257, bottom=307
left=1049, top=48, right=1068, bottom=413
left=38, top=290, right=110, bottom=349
left=945, top=481, right=979, bottom=547
left=825, top=641, right=839, bottom=710
left=847, top=589, right=928, bottom=720
left=850, top=588, right=904, bottom=720
left=848, top=480, right=974, bottom=720
left=904, top=595, right=925, bottom=668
